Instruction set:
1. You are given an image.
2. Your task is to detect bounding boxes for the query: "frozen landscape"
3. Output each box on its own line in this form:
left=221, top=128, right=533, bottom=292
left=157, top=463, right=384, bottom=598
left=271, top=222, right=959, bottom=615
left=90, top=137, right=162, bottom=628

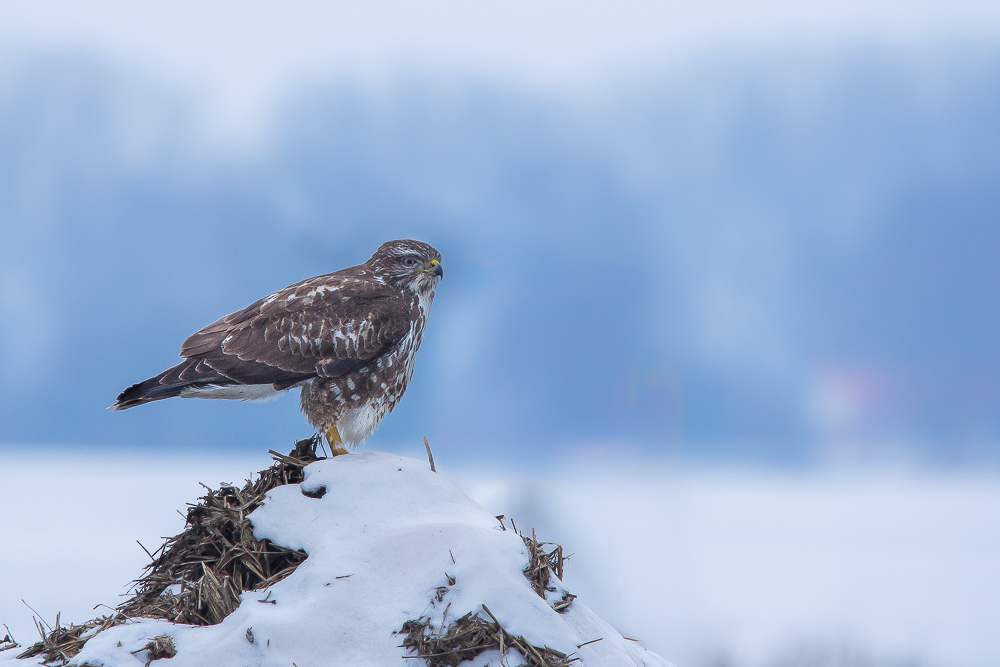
left=0, top=447, right=668, bottom=667
left=1, top=445, right=998, bottom=667
left=1, top=3, right=999, bottom=667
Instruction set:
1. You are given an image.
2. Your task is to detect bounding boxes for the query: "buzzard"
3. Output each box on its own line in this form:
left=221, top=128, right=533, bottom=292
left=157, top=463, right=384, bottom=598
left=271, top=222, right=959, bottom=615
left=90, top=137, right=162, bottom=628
left=113, top=239, right=443, bottom=454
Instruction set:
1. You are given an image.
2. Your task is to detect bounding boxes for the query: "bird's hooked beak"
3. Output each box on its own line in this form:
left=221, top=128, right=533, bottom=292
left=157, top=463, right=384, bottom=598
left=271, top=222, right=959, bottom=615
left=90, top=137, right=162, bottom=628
left=427, top=258, right=444, bottom=278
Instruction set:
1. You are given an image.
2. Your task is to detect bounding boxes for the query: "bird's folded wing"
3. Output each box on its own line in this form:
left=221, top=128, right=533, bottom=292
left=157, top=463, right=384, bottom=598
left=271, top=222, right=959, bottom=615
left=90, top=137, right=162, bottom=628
left=178, top=277, right=411, bottom=385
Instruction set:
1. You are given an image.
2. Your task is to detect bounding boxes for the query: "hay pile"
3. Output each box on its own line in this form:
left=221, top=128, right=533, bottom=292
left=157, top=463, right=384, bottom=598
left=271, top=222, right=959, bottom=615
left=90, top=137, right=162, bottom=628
left=522, top=529, right=576, bottom=612
left=13, top=437, right=324, bottom=666
left=11, top=438, right=591, bottom=667
left=399, top=526, right=578, bottom=666
left=13, top=616, right=116, bottom=667
left=115, top=438, right=321, bottom=625
left=399, top=605, right=576, bottom=667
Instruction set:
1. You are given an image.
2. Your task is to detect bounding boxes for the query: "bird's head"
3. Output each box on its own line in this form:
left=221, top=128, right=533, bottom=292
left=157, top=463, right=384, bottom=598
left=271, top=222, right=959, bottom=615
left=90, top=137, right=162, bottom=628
left=367, top=239, right=443, bottom=295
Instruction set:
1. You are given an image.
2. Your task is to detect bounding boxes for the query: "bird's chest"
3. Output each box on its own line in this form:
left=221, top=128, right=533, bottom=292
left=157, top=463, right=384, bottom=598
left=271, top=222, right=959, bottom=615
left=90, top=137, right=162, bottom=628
left=339, top=299, right=428, bottom=404
left=326, top=305, right=427, bottom=442
left=300, top=289, right=433, bottom=443
left=370, top=309, right=427, bottom=403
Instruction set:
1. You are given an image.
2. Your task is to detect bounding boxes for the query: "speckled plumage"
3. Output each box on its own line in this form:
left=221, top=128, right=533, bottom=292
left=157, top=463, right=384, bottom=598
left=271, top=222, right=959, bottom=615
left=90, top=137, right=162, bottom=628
left=114, top=240, right=443, bottom=447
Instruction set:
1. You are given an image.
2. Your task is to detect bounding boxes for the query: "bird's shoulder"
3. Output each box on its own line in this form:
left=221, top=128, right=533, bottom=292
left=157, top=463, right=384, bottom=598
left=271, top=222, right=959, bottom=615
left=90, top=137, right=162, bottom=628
left=257, top=269, right=407, bottom=320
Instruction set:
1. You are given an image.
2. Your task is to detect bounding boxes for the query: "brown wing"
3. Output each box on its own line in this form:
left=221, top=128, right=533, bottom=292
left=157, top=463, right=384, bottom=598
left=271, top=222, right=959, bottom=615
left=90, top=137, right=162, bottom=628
left=179, top=274, right=412, bottom=388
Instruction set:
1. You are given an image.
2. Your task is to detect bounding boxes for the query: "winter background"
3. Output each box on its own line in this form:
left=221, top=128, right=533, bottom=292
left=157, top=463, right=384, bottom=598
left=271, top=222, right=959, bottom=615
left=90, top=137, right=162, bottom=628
left=2, top=1, right=1000, bottom=666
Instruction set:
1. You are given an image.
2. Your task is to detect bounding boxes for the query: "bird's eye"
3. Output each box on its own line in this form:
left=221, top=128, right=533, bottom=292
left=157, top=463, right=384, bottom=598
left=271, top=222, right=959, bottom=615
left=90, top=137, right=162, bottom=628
left=403, top=257, right=416, bottom=267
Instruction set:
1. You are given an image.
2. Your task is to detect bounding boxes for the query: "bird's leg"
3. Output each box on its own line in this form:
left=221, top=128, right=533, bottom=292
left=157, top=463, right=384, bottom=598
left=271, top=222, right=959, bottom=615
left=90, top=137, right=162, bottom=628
left=325, top=426, right=349, bottom=457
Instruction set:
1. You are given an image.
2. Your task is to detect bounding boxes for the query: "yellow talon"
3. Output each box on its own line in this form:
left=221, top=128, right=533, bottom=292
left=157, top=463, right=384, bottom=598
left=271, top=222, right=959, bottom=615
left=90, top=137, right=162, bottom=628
left=325, top=426, right=349, bottom=457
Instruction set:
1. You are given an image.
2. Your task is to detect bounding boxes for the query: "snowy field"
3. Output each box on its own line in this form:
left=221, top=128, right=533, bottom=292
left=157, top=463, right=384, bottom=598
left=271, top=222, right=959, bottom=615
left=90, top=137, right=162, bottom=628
left=1, top=446, right=998, bottom=667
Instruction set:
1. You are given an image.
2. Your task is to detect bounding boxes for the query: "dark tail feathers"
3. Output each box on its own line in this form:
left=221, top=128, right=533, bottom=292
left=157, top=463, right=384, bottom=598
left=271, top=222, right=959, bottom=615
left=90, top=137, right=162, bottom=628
left=111, top=358, right=233, bottom=410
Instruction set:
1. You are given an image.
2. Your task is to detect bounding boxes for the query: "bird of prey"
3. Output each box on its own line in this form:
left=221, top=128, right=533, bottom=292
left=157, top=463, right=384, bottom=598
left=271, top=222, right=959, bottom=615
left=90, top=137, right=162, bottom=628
left=113, top=239, right=443, bottom=454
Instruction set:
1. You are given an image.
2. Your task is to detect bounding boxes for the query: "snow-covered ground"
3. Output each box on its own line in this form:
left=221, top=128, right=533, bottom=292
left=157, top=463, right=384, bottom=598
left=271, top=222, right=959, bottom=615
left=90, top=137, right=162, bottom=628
left=3, top=451, right=664, bottom=666
left=457, top=463, right=1000, bottom=667
left=1, top=447, right=998, bottom=666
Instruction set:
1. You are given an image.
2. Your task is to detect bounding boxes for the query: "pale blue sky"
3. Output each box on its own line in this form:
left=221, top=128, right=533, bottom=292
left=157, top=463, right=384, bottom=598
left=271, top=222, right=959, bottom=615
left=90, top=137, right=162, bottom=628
left=0, top=2, right=999, bottom=465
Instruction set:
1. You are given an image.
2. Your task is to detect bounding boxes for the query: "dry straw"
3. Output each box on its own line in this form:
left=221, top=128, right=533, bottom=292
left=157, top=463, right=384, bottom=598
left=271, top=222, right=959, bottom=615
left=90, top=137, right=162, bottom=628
left=116, top=438, right=322, bottom=626
left=1, top=625, right=18, bottom=653
left=522, top=529, right=576, bottom=611
left=132, top=635, right=177, bottom=665
left=399, top=526, right=578, bottom=665
left=13, top=436, right=324, bottom=666
left=399, top=605, right=577, bottom=667
left=11, top=437, right=578, bottom=667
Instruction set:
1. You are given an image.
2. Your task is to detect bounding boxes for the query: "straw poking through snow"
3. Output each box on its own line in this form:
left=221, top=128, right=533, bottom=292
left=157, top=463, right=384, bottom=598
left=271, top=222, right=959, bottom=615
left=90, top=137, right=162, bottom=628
left=9, top=437, right=585, bottom=667
left=115, top=437, right=323, bottom=626
left=399, top=604, right=576, bottom=667
left=12, top=436, right=325, bottom=666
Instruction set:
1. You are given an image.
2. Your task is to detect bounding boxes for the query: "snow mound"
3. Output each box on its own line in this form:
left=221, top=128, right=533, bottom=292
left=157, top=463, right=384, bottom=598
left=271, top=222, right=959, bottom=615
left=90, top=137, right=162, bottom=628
left=6, top=451, right=670, bottom=667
